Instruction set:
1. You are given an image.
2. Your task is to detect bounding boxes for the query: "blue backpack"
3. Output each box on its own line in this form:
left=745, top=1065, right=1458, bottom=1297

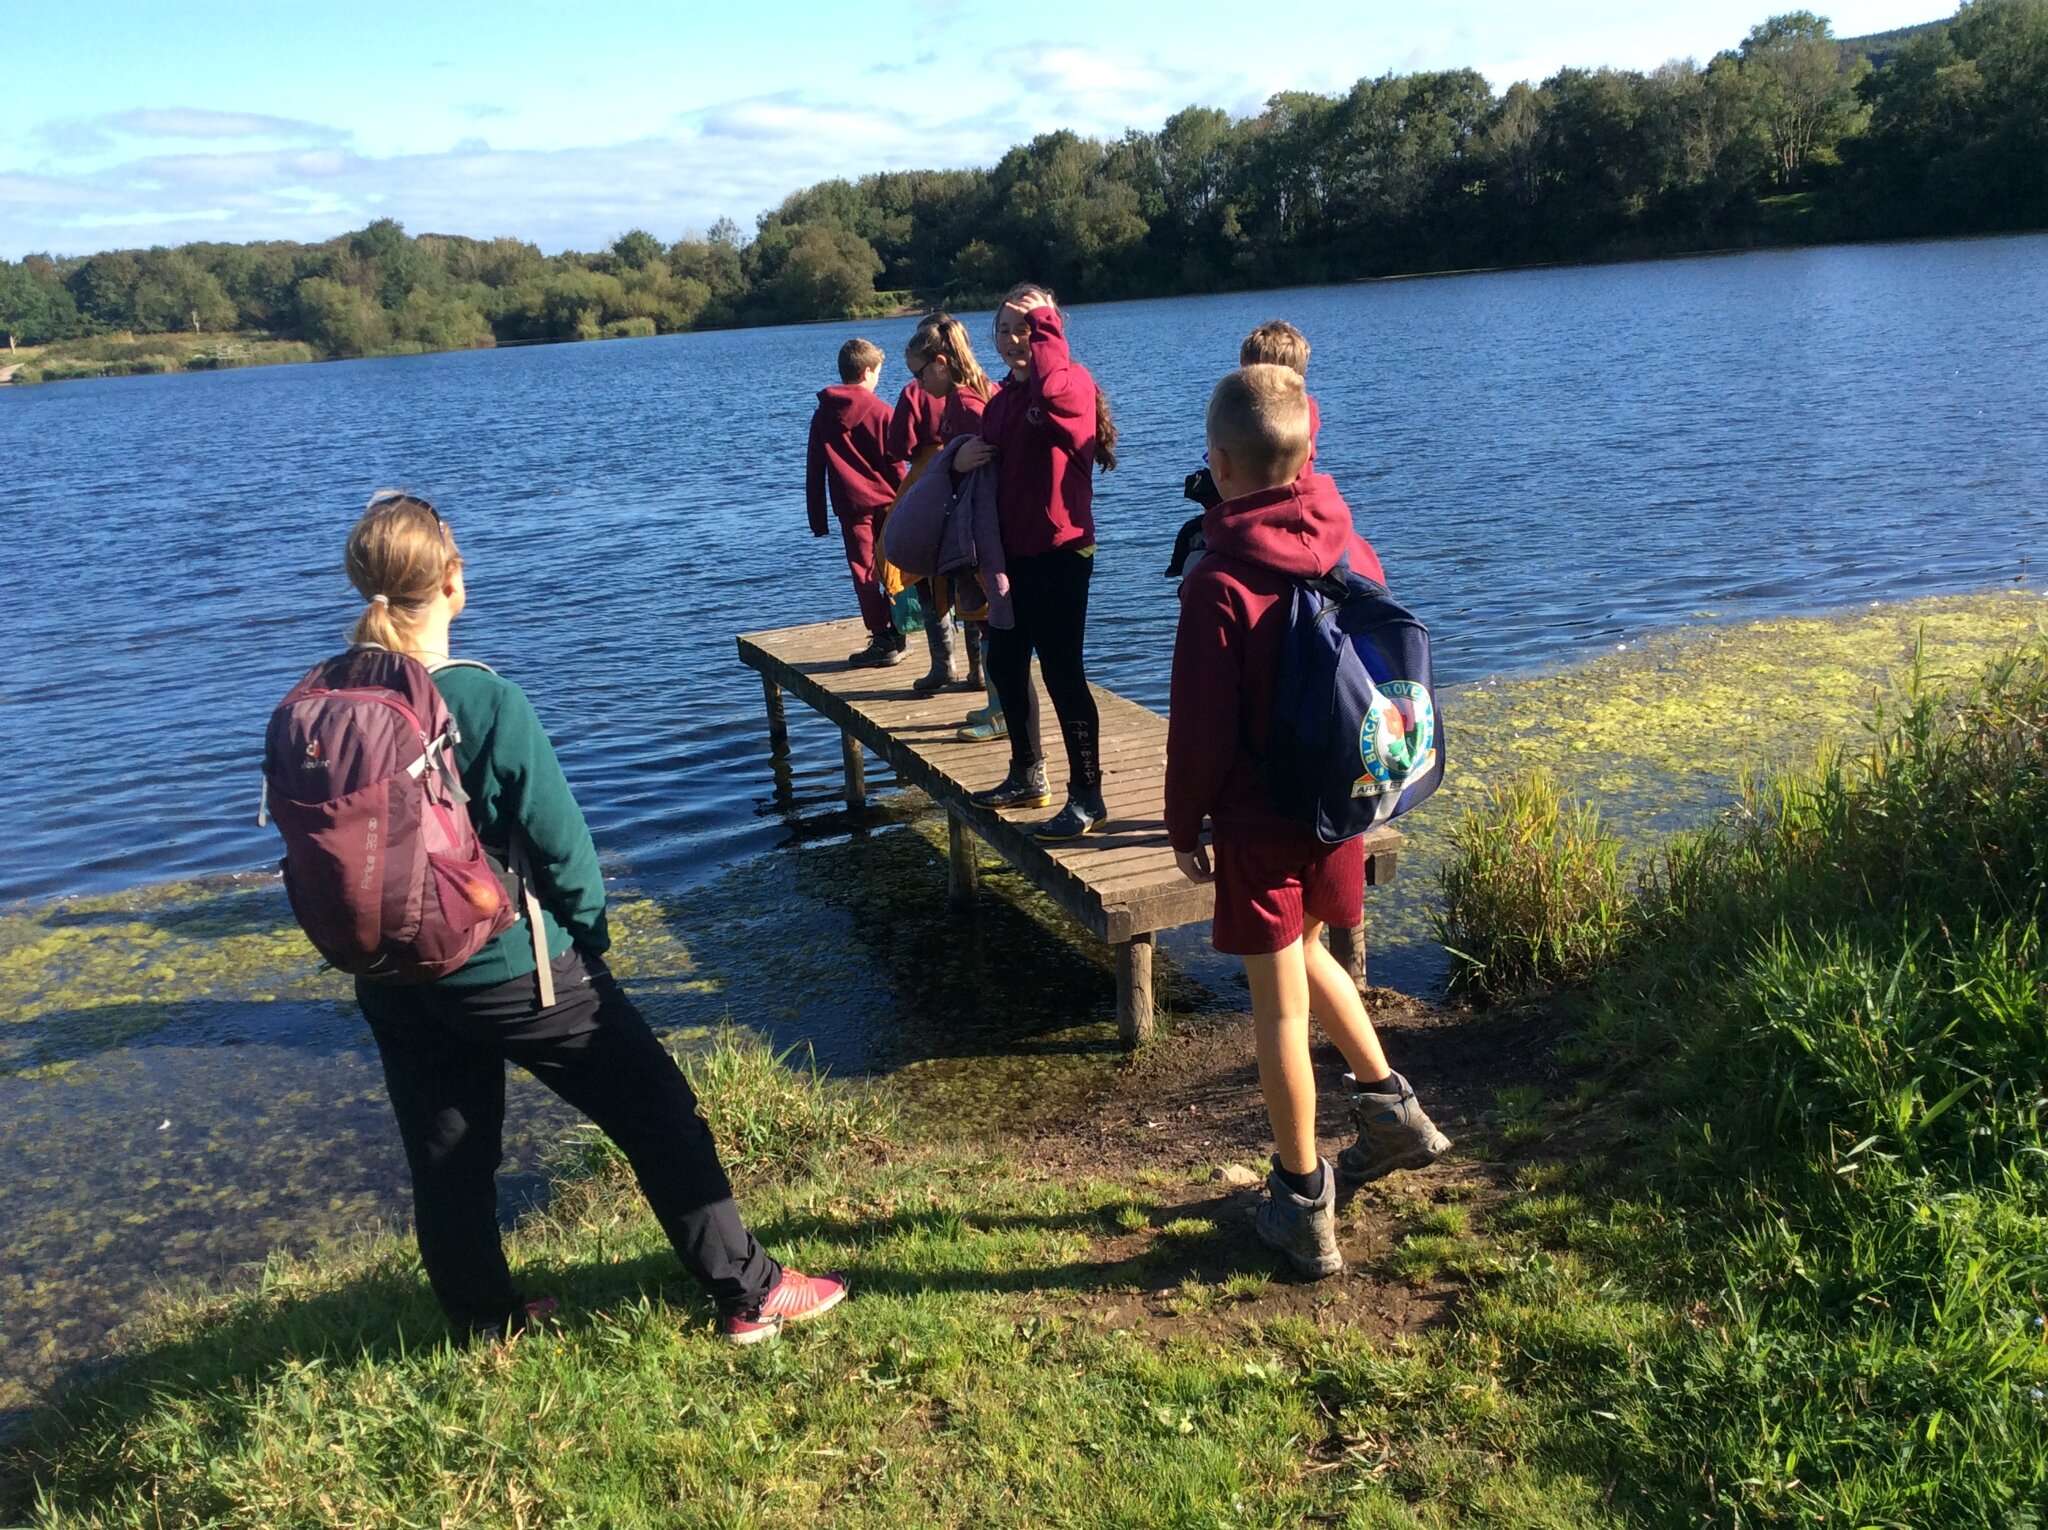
left=1263, top=556, right=1445, bottom=843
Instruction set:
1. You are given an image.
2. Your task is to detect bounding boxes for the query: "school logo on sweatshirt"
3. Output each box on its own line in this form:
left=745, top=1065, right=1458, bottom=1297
left=1352, top=680, right=1437, bottom=799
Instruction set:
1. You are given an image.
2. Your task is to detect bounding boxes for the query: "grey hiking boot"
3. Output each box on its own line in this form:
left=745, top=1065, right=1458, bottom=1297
left=1252, top=1157, right=1342, bottom=1278
left=1336, top=1072, right=1451, bottom=1183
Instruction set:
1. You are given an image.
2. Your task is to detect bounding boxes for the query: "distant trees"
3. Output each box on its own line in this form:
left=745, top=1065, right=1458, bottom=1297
left=5, top=4, right=2043, bottom=365
left=0, top=259, right=75, bottom=349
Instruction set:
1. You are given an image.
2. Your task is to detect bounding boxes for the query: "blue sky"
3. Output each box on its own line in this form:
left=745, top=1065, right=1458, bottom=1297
left=2, top=0, right=1944, bottom=259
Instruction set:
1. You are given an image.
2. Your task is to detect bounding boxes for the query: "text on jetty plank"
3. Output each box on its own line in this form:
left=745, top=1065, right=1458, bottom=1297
left=736, top=616, right=1402, bottom=1047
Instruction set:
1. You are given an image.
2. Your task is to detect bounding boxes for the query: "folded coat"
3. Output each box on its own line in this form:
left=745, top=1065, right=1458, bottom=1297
left=879, top=437, right=1013, bottom=628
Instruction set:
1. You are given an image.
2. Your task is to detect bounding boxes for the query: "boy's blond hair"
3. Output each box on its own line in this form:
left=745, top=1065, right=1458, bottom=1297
left=1207, top=365, right=1312, bottom=489
left=838, top=337, right=884, bottom=382
left=1239, top=320, right=1310, bottom=376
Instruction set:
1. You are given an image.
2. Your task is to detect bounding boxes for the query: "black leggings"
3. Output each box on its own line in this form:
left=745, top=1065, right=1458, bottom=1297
left=986, top=546, right=1102, bottom=795
left=360, top=949, right=779, bottom=1332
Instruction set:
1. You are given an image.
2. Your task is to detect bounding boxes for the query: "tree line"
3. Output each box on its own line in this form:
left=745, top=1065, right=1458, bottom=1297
left=3, top=3, right=2043, bottom=357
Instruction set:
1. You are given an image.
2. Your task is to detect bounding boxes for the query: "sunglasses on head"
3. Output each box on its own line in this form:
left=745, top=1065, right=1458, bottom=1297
left=365, top=488, right=440, bottom=521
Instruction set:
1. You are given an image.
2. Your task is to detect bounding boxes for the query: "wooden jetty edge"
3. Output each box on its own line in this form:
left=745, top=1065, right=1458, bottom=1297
left=737, top=616, right=1402, bottom=1048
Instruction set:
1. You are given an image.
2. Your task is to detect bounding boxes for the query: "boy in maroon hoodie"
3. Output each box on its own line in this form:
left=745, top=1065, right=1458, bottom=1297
left=1166, top=365, right=1450, bottom=1279
left=807, top=338, right=908, bottom=666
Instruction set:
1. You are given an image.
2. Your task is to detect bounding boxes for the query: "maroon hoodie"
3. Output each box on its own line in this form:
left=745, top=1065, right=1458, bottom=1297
left=887, top=380, right=944, bottom=462
left=1164, top=472, right=1386, bottom=852
left=939, top=385, right=987, bottom=442
left=978, top=306, right=1099, bottom=558
left=807, top=384, right=903, bottom=536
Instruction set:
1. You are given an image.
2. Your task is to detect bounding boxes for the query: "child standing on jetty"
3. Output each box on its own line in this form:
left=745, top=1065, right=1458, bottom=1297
left=807, top=338, right=907, bottom=667
left=337, top=493, right=847, bottom=1342
left=1171, top=322, right=1322, bottom=588
left=954, top=284, right=1118, bottom=840
left=903, top=313, right=1000, bottom=718
left=1166, top=368, right=1450, bottom=1278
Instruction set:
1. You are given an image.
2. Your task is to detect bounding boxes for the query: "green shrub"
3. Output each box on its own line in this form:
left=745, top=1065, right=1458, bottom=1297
left=1540, top=640, right=2048, bottom=1521
left=683, top=1026, right=889, bottom=1181
left=1435, top=767, right=1633, bottom=999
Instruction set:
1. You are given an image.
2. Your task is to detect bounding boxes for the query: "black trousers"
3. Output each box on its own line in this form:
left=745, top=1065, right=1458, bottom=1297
left=986, top=547, right=1102, bottom=795
left=360, top=948, right=779, bottom=1332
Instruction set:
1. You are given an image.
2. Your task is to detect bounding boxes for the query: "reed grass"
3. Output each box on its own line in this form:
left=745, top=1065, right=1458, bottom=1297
left=1436, top=767, right=1633, bottom=999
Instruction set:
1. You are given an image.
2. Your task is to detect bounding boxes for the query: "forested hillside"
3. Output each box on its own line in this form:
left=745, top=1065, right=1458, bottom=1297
left=3, top=3, right=2042, bottom=362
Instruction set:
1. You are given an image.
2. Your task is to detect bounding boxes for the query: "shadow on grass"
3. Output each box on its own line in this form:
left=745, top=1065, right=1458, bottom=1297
left=0, top=1184, right=1300, bottom=1515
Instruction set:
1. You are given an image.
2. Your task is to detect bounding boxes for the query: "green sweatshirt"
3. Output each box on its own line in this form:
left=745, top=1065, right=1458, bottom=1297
left=429, top=662, right=611, bottom=989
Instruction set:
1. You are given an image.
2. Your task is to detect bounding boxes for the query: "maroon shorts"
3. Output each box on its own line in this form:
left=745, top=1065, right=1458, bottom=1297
left=1210, top=827, right=1365, bottom=956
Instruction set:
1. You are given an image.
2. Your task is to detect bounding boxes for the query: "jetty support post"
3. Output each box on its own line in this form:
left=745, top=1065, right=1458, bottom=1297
left=1327, top=922, right=1368, bottom=992
left=947, top=810, right=979, bottom=908
left=841, top=731, right=866, bottom=811
left=1115, top=932, right=1155, bottom=1049
left=761, top=675, right=789, bottom=757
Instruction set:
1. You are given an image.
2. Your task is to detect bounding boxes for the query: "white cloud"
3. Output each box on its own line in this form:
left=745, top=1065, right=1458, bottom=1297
left=33, top=108, right=350, bottom=158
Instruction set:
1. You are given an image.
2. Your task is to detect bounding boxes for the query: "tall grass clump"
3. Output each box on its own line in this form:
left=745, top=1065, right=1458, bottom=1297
left=558, top=1025, right=890, bottom=1185
left=1436, top=767, right=1633, bottom=999
left=1437, top=642, right=2048, bottom=1523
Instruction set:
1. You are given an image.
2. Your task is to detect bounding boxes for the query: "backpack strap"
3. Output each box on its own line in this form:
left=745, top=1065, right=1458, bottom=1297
left=507, top=835, right=556, bottom=1010
left=423, top=656, right=554, bottom=1007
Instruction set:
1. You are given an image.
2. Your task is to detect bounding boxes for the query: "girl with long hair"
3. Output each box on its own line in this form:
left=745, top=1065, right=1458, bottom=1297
left=903, top=313, right=1002, bottom=723
left=953, top=285, right=1119, bottom=839
left=337, top=491, right=846, bottom=1345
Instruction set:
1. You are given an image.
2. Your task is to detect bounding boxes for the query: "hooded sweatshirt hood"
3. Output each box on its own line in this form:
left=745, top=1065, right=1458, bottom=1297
left=1165, top=469, right=1387, bottom=851
left=806, top=383, right=902, bottom=534
left=816, top=382, right=874, bottom=422
left=1201, top=471, right=1363, bottom=581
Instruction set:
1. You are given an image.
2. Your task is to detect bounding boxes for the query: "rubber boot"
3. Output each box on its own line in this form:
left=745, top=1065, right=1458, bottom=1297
left=958, top=650, right=1007, bottom=741
left=913, top=616, right=963, bottom=694
left=964, top=630, right=985, bottom=690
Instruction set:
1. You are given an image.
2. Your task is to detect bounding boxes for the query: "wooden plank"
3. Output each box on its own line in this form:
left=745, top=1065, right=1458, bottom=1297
left=1326, top=921, right=1368, bottom=991
left=1116, top=934, right=1155, bottom=1047
left=736, top=620, right=1404, bottom=956
left=762, top=675, right=789, bottom=757
left=947, top=811, right=979, bottom=908
left=841, top=731, right=866, bottom=810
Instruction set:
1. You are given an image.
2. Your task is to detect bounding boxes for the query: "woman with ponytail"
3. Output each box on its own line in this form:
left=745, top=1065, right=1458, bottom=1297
left=339, top=491, right=846, bottom=1346
left=953, top=284, right=1119, bottom=839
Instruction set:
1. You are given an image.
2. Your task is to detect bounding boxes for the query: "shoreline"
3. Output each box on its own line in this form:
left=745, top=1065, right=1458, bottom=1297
left=5, top=227, right=2043, bottom=388
left=4, top=590, right=2043, bottom=1431
left=8, top=593, right=2047, bottom=1517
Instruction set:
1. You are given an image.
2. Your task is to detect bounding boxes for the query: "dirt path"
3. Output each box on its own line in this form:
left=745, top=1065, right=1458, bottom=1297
left=996, top=989, right=1566, bottom=1345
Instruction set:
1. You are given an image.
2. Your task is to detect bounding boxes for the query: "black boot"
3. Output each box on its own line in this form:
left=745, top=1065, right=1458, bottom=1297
left=912, top=617, right=963, bottom=693
left=970, top=760, right=1052, bottom=810
left=1033, top=785, right=1107, bottom=841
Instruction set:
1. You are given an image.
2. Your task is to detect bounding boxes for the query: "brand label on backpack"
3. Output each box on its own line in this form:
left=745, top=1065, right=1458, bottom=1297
left=1352, top=680, right=1437, bottom=799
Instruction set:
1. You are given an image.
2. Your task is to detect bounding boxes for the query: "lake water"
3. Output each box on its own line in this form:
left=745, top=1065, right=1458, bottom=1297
left=2, top=234, right=2046, bottom=1416
left=4, top=236, right=2045, bottom=906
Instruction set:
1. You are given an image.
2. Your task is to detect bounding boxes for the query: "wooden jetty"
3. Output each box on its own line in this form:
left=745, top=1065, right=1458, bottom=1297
left=737, top=616, right=1402, bottom=1047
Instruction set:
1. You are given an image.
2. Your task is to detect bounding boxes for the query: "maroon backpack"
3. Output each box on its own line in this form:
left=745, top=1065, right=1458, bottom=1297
left=260, top=647, right=519, bottom=985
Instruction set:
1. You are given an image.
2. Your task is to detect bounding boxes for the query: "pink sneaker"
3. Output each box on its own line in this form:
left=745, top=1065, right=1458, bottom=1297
left=720, top=1269, right=849, bottom=1345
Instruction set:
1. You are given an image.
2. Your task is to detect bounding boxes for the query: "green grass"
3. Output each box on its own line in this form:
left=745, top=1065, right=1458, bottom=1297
left=1436, top=768, right=1633, bottom=1000
left=13, top=636, right=2048, bottom=1525
left=1434, top=639, right=2048, bottom=1522
left=6, top=333, right=316, bottom=383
